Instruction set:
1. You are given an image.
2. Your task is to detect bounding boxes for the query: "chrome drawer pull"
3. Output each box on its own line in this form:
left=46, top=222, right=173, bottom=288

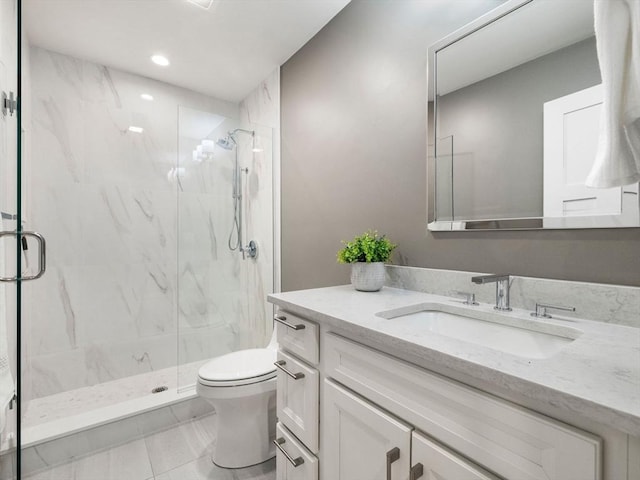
left=274, top=314, right=306, bottom=330
left=410, top=463, right=424, bottom=480
left=274, top=360, right=305, bottom=380
left=273, top=437, right=304, bottom=467
left=386, top=447, right=400, bottom=480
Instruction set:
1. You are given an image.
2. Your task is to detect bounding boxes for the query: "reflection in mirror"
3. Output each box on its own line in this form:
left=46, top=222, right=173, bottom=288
left=428, top=0, right=640, bottom=230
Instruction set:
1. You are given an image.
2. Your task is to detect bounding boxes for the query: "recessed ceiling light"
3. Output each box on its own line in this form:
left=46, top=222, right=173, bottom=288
left=140, top=93, right=154, bottom=101
left=151, top=55, right=170, bottom=67
left=128, top=126, right=144, bottom=133
left=187, top=0, right=214, bottom=9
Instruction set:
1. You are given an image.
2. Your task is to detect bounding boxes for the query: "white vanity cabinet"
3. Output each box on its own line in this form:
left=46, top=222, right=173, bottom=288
left=322, top=333, right=603, bottom=480
left=274, top=311, right=320, bottom=480
left=324, top=379, right=498, bottom=480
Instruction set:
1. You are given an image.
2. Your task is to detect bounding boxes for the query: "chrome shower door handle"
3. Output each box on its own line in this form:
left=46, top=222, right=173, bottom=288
left=273, top=437, right=304, bottom=467
left=0, top=231, right=46, bottom=282
left=386, top=447, right=400, bottom=480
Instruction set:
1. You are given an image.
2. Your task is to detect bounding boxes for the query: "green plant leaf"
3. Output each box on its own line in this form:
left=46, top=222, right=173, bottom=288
left=336, top=230, right=397, bottom=264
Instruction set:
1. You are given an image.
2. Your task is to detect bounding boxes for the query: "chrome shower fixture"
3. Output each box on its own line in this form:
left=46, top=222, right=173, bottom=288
left=216, top=128, right=256, bottom=152
left=216, top=128, right=258, bottom=260
left=215, top=136, right=235, bottom=150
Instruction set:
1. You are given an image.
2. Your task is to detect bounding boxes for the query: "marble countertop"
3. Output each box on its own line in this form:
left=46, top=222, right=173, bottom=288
left=268, top=285, right=640, bottom=437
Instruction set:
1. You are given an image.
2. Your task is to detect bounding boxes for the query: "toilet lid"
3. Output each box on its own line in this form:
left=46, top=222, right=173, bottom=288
left=198, top=348, right=277, bottom=386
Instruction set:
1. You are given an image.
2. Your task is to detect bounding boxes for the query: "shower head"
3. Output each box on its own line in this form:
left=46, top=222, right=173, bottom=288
left=216, top=136, right=235, bottom=150
left=215, top=129, right=255, bottom=151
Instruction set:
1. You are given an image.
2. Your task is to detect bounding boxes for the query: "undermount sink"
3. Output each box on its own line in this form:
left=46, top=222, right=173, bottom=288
left=376, top=303, right=582, bottom=359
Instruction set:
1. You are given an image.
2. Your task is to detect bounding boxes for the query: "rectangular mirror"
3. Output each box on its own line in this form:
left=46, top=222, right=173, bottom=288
left=428, top=0, right=640, bottom=231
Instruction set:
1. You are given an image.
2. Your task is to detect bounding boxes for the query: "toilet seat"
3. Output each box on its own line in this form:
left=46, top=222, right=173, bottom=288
left=197, top=348, right=276, bottom=387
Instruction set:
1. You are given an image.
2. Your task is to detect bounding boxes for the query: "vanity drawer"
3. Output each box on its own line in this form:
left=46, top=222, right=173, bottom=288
left=275, top=311, right=319, bottom=365
left=275, top=422, right=318, bottom=480
left=276, top=349, right=320, bottom=453
left=324, top=333, right=602, bottom=480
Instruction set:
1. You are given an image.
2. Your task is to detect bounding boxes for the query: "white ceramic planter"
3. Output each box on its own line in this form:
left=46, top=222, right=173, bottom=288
left=350, top=262, right=386, bottom=292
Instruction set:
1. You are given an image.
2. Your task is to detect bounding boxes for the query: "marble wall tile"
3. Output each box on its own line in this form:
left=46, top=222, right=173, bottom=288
left=386, top=265, right=640, bottom=327
left=240, top=68, right=279, bottom=129
left=236, top=69, right=279, bottom=351
left=27, top=47, right=279, bottom=402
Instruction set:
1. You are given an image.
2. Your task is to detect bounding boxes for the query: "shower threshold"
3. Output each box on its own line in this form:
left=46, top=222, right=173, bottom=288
left=20, top=360, right=208, bottom=448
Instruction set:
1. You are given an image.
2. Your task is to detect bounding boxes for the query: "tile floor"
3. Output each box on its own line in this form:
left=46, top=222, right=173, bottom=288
left=22, top=413, right=276, bottom=480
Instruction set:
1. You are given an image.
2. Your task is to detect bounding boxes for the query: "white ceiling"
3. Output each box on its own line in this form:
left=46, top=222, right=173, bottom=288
left=24, top=0, right=351, bottom=102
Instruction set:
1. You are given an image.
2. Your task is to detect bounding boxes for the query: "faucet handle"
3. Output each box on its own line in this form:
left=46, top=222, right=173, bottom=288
left=531, top=302, right=576, bottom=319
left=453, top=291, right=479, bottom=306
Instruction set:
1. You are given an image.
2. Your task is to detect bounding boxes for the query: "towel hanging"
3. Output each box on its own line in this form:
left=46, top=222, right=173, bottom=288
left=585, top=0, right=640, bottom=188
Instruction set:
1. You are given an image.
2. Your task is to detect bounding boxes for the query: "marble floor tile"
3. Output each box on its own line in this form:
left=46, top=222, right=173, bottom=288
left=153, top=455, right=234, bottom=480
left=232, top=458, right=276, bottom=480
left=23, top=438, right=153, bottom=480
left=144, top=414, right=217, bottom=477
left=154, top=456, right=275, bottom=480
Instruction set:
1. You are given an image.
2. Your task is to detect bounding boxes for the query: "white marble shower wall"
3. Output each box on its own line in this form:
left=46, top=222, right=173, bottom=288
left=238, top=69, right=279, bottom=350
left=22, top=46, right=245, bottom=401
left=176, top=70, right=279, bottom=385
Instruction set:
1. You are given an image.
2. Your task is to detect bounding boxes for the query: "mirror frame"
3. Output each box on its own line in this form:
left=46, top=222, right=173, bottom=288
left=427, top=0, right=640, bottom=231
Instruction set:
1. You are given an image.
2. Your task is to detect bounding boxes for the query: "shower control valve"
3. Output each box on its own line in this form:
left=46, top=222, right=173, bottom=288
left=242, top=240, right=258, bottom=259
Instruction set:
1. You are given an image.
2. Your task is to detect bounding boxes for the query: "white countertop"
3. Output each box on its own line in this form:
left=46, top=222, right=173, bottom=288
left=268, top=285, right=640, bottom=437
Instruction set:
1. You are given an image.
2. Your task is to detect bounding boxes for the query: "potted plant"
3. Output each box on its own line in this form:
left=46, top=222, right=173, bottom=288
left=337, top=230, right=397, bottom=292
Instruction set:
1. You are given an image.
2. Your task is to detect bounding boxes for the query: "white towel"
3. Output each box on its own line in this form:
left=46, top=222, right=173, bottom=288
left=586, top=0, right=640, bottom=188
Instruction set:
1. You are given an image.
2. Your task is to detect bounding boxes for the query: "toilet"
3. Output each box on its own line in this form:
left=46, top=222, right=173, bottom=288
left=196, top=331, right=277, bottom=468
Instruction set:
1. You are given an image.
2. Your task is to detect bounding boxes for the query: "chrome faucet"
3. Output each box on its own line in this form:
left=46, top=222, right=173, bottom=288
left=471, top=274, right=512, bottom=311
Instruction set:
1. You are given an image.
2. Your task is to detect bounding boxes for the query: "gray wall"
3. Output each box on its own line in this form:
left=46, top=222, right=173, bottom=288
left=281, top=0, right=640, bottom=290
left=438, top=37, right=600, bottom=220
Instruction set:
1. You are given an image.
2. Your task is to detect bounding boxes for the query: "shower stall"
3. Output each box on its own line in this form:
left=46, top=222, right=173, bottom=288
left=0, top=3, right=279, bottom=476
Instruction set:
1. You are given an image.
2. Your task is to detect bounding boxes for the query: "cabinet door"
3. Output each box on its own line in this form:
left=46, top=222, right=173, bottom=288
left=323, top=379, right=412, bottom=480
left=275, top=423, right=318, bottom=480
left=277, top=350, right=320, bottom=452
left=411, top=432, right=500, bottom=480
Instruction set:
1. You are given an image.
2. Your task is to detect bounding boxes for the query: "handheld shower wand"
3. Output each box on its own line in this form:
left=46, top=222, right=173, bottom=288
left=216, top=129, right=258, bottom=259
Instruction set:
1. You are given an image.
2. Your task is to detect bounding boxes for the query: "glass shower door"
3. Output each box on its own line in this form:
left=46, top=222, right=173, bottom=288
left=0, top=0, right=21, bottom=478
left=176, top=105, right=275, bottom=391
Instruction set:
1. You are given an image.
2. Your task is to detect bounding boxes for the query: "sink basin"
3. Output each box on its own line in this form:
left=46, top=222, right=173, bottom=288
left=376, top=303, right=582, bottom=359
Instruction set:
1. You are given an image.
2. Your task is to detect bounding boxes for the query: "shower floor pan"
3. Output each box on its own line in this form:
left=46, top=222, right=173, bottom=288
left=21, top=360, right=208, bottom=448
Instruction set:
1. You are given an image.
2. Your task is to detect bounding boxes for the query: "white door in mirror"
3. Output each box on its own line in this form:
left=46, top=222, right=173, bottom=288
left=544, top=84, right=625, bottom=217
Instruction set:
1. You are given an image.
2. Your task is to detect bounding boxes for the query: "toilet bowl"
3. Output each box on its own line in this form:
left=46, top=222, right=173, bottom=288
left=196, top=340, right=277, bottom=468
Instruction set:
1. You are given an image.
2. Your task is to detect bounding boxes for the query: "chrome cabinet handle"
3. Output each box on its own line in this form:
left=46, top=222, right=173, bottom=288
left=273, top=314, right=306, bottom=330
left=0, top=231, right=46, bottom=282
left=386, top=447, right=400, bottom=480
left=274, top=360, right=305, bottom=380
left=410, top=463, right=424, bottom=480
left=273, top=437, right=304, bottom=467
